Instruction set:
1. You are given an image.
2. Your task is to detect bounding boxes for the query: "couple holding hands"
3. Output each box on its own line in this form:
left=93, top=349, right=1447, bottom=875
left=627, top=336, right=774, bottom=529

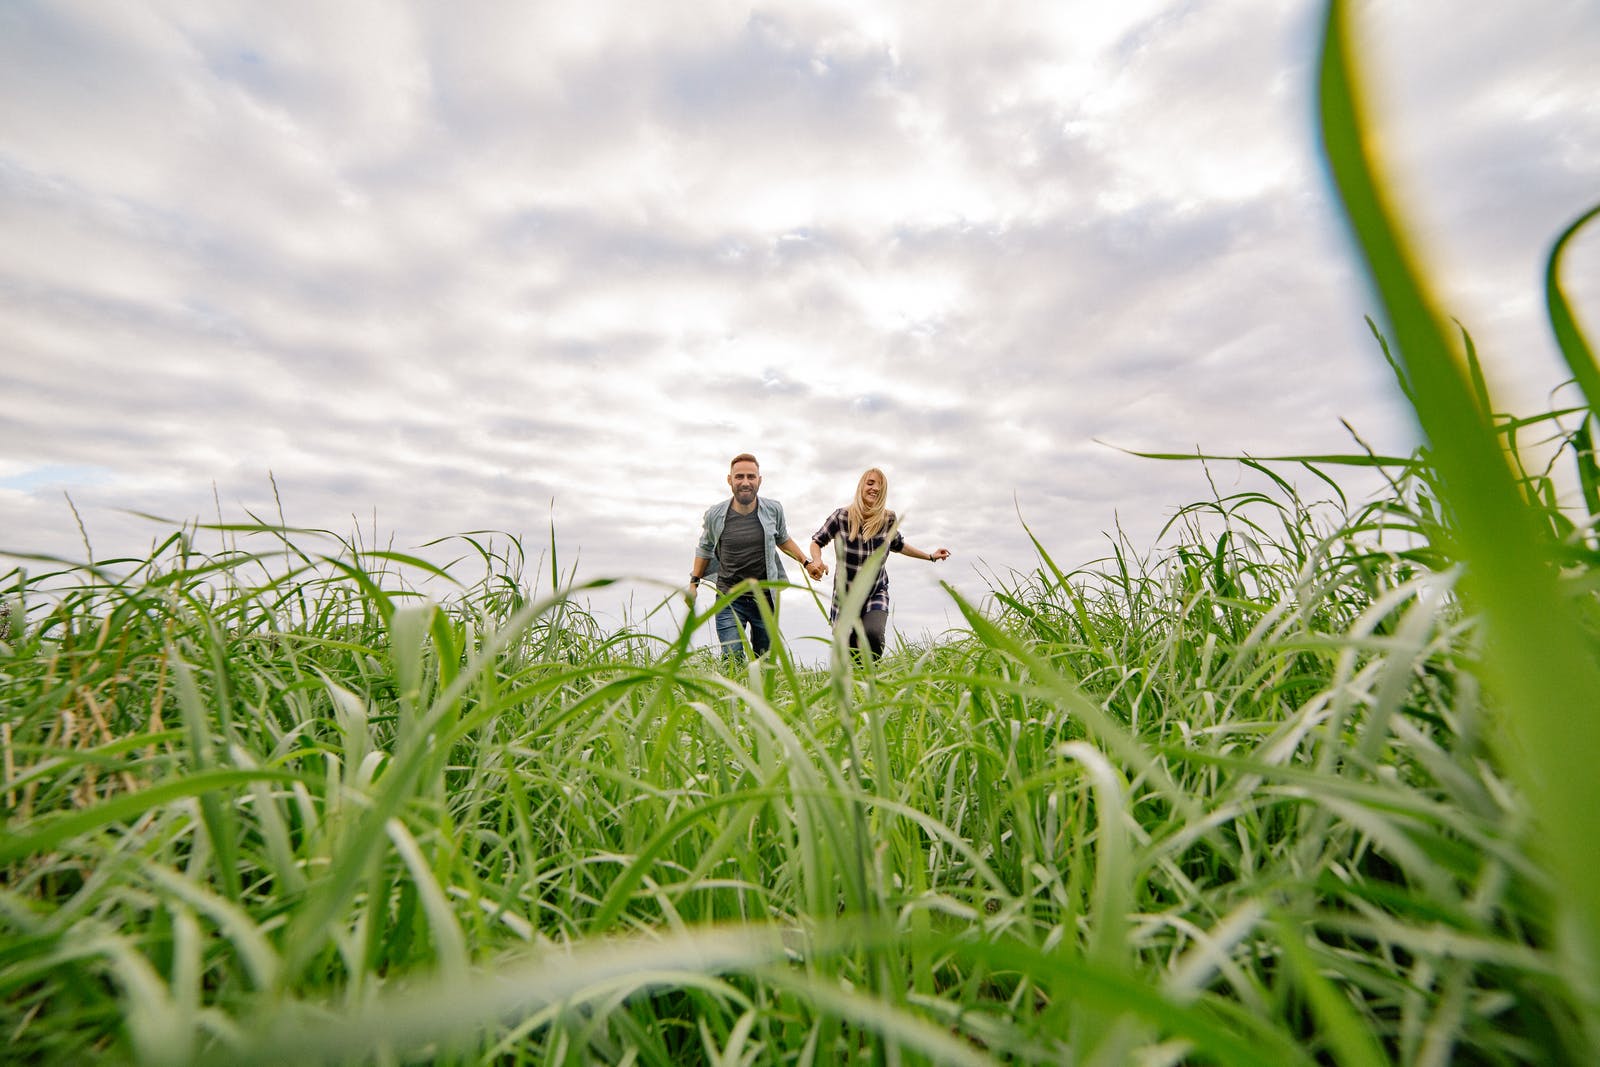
left=687, top=452, right=950, bottom=663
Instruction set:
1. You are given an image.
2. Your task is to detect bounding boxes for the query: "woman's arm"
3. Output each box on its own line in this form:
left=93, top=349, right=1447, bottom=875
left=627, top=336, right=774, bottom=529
left=899, top=544, right=951, bottom=563
left=805, top=540, right=829, bottom=579
left=805, top=509, right=844, bottom=579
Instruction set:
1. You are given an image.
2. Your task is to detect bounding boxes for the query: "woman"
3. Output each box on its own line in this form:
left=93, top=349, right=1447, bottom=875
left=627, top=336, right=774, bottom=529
left=806, top=468, right=950, bottom=661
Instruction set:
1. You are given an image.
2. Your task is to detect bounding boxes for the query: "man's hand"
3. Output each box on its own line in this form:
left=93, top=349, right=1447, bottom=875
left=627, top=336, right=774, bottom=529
left=805, top=560, right=828, bottom=580
left=684, top=581, right=698, bottom=610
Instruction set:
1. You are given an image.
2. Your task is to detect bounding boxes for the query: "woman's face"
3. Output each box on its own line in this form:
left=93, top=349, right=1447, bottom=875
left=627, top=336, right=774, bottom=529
left=861, top=472, right=883, bottom=505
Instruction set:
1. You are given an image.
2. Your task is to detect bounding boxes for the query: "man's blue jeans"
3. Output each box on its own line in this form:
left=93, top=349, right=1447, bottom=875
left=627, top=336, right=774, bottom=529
left=715, top=589, right=776, bottom=662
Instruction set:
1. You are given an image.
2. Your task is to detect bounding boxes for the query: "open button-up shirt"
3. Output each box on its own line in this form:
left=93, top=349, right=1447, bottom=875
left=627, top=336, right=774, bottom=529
left=695, top=496, right=793, bottom=587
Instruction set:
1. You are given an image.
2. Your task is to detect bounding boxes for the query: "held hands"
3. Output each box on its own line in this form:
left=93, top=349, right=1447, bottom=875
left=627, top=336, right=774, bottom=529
left=805, top=559, right=828, bottom=580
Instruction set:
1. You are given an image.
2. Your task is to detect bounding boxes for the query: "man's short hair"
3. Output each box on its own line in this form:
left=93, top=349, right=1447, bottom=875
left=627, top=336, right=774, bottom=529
left=730, top=452, right=759, bottom=471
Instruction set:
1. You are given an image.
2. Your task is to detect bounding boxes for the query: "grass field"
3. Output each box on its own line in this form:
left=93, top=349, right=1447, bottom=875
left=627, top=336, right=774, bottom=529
left=5, top=3, right=1600, bottom=1063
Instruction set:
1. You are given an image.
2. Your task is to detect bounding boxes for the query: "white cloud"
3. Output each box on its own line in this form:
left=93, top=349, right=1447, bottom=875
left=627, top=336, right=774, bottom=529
left=2, top=0, right=1597, bottom=656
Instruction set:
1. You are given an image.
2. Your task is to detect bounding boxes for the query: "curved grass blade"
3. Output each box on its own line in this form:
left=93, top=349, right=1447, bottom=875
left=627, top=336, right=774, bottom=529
left=1318, top=0, right=1600, bottom=1024
left=1546, top=201, right=1600, bottom=418
left=0, top=768, right=299, bottom=866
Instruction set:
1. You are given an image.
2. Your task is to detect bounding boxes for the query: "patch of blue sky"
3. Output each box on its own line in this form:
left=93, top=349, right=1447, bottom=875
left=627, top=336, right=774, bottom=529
left=1, top=465, right=114, bottom=491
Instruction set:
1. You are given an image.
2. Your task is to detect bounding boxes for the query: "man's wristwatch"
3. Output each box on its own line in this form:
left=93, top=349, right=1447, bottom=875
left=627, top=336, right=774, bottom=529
left=689, top=575, right=700, bottom=584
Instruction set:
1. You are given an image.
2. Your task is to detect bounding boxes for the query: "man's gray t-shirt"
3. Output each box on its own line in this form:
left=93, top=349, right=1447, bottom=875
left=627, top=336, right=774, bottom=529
left=716, top=508, right=766, bottom=592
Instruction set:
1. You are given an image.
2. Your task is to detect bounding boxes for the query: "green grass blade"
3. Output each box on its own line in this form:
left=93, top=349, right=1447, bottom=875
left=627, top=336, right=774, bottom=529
left=0, top=768, right=298, bottom=866
left=1318, top=0, right=1600, bottom=1021
left=1546, top=201, right=1600, bottom=418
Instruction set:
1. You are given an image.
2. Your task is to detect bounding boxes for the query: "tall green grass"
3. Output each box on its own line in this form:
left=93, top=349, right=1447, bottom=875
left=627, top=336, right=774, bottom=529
left=1319, top=0, right=1600, bottom=1048
left=4, top=2, right=1598, bottom=1062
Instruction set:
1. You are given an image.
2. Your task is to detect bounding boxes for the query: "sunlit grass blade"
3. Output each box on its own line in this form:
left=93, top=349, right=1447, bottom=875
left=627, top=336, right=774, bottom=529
left=0, top=768, right=296, bottom=866
left=1318, top=0, right=1600, bottom=1036
left=216, top=925, right=793, bottom=1066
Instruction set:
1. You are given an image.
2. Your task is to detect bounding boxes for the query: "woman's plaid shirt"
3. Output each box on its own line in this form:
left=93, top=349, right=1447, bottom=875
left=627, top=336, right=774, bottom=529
left=811, top=507, right=905, bottom=620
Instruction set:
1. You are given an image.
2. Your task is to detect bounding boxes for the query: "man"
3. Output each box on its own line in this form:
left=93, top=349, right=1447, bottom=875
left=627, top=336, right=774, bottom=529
left=687, top=452, right=820, bottom=661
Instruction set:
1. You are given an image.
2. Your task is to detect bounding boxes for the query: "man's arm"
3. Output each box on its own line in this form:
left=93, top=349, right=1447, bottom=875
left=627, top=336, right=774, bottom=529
left=686, top=556, right=708, bottom=608
left=688, top=506, right=717, bottom=608
left=778, top=537, right=815, bottom=571
left=767, top=501, right=818, bottom=578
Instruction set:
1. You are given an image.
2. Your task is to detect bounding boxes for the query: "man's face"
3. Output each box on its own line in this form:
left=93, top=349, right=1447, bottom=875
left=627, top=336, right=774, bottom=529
left=728, top=461, right=761, bottom=504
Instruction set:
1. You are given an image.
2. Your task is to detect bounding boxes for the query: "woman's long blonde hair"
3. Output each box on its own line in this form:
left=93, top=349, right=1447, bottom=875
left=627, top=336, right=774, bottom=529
left=846, top=467, right=892, bottom=541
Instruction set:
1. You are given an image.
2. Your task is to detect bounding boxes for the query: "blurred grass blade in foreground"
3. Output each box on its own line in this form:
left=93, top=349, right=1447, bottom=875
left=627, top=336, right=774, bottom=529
left=1319, top=0, right=1600, bottom=1025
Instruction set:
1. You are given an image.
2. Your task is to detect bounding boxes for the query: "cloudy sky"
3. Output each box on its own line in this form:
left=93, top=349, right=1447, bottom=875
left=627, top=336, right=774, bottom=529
left=3, top=1, right=1598, bottom=658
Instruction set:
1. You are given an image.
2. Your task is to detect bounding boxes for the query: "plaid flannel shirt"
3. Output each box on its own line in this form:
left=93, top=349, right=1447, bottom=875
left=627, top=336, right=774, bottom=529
left=811, top=507, right=904, bottom=620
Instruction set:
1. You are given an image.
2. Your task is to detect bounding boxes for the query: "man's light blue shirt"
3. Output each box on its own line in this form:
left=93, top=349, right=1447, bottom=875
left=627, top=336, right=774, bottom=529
left=696, top=496, right=791, bottom=585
